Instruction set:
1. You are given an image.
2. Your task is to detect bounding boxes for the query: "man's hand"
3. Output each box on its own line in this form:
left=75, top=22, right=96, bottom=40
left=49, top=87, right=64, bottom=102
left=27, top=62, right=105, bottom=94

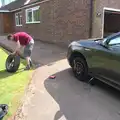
left=10, top=51, right=17, bottom=55
left=10, top=40, right=20, bottom=56
left=11, top=50, right=20, bottom=55
left=12, top=40, right=21, bottom=55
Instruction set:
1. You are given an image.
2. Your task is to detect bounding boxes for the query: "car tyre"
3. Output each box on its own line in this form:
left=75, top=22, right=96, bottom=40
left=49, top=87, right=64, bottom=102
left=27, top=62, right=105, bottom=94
left=6, top=55, right=20, bottom=73
left=72, top=57, right=88, bottom=81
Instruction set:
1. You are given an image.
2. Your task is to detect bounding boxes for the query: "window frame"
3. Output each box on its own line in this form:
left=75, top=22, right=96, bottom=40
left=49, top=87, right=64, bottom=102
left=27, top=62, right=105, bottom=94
left=25, top=6, right=40, bottom=24
left=15, top=12, right=22, bottom=26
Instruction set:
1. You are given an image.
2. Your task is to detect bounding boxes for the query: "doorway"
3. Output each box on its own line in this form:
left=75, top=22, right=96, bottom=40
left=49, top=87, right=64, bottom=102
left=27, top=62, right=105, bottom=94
left=103, top=7, right=120, bottom=38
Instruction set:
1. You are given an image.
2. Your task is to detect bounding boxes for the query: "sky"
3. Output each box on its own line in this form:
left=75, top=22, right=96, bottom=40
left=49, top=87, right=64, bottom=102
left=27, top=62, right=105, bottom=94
left=0, top=1, right=1, bottom=7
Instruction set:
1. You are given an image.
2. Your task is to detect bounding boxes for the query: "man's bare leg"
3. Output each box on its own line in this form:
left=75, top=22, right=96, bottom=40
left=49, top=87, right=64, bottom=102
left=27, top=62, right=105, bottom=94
left=29, top=57, right=33, bottom=67
left=27, top=57, right=30, bottom=65
left=24, top=57, right=31, bottom=70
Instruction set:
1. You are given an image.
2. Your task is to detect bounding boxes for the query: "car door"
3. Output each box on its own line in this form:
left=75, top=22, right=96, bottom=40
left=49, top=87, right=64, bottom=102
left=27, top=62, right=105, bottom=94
left=104, top=37, right=120, bottom=84
left=91, top=35, right=120, bottom=85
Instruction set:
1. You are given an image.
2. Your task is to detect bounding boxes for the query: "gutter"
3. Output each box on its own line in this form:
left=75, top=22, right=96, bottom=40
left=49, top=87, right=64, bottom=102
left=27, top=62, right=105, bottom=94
left=89, top=0, right=94, bottom=38
left=11, top=0, right=50, bottom=12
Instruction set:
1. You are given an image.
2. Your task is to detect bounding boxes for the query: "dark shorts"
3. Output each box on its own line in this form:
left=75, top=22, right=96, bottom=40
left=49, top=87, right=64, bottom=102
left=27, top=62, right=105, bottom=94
left=24, top=40, right=34, bottom=58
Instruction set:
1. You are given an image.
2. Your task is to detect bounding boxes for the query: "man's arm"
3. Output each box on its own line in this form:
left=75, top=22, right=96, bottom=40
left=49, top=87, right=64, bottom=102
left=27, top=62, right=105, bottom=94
left=12, top=40, right=21, bottom=55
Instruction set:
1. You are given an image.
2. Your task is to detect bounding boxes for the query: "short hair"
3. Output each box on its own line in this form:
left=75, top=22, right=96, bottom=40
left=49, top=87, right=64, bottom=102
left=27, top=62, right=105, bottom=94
left=7, top=34, right=13, bottom=40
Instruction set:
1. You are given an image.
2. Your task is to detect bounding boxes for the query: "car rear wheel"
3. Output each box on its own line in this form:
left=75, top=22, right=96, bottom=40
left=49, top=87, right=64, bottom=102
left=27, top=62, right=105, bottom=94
left=6, top=55, right=20, bottom=73
left=72, top=57, right=88, bottom=81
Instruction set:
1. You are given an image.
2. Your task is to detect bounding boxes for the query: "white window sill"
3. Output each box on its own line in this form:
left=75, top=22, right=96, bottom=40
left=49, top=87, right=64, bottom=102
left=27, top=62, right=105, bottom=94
left=26, top=21, right=40, bottom=24
left=16, top=25, right=22, bottom=27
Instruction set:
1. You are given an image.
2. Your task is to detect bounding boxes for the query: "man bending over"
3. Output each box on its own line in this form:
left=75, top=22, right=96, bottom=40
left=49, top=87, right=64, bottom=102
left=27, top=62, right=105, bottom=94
left=7, top=32, right=34, bottom=70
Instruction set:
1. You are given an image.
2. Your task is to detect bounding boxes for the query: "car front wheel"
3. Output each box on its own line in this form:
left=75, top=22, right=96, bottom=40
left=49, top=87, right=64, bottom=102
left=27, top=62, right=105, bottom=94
left=72, top=57, right=88, bottom=81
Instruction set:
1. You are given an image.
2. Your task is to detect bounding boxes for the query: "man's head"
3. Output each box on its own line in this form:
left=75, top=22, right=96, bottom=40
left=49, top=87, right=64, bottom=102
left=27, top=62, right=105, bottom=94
left=7, top=34, right=14, bottom=41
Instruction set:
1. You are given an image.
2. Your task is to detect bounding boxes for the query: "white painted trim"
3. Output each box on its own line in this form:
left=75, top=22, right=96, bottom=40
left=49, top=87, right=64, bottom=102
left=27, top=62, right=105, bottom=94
left=26, top=6, right=40, bottom=24
left=11, top=0, right=50, bottom=12
left=25, top=8, right=28, bottom=24
left=16, top=25, right=23, bottom=27
left=24, top=0, right=31, bottom=5
left=26, top=6, right=40, bottom=11
left=104, top=7, right=120, bottom=12
left=26, top=21, right=40, bottom=24
left=101, top=8, right=105, bottom=38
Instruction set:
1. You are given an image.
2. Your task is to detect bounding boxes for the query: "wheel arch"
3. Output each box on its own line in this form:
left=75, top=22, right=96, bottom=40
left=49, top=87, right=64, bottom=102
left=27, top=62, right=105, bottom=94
left=69, top=51, right=88, bottom=67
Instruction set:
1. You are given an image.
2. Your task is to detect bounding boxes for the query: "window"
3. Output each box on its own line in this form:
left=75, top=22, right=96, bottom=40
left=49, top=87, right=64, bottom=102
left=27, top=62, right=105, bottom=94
left=15, top=12, right=22, bottom=26
left=26, top=6, right=40, bottom=24
left=109, top=36, right=120, bottom=45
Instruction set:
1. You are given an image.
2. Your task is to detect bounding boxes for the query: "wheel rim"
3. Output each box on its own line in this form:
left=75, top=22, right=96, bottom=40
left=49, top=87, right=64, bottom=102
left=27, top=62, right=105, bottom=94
left=7, top=58, right=15, bottom=70
left=73, top=60, right=84, bottom=76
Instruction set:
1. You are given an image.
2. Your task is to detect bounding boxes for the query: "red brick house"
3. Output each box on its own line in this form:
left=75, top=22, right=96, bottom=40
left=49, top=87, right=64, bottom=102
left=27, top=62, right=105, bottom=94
left=0, top=0, right=120, bottom=46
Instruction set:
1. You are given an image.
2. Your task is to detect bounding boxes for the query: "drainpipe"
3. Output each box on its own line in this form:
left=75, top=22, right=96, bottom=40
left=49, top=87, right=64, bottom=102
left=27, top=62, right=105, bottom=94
left=89, top=0, right=94, bottom=38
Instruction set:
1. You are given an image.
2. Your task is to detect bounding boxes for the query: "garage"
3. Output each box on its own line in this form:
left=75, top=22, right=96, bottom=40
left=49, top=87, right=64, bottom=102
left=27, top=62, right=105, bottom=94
left=103, top=8, right=120, bottom=37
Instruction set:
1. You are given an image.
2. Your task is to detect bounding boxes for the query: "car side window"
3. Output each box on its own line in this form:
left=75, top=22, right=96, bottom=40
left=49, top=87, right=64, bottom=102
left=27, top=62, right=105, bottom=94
left=109, top=36, right=120, bottom=45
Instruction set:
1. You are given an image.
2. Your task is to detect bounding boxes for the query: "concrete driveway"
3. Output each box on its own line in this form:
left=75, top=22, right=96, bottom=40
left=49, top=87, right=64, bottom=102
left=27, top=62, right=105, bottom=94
left=15, top=59, right=120, bottom=120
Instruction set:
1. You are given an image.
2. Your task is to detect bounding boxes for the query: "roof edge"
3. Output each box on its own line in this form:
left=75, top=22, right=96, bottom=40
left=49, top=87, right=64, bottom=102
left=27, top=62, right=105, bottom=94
left=11, top=0, right=50, bottom=12
left=0, top=10, right=10, bottom=13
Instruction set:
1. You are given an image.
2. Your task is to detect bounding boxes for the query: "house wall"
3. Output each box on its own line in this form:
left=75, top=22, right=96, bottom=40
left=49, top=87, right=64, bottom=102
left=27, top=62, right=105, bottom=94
left=14, top=0, right=91, bottom=46
left=92, top=0, right=120, bottom=38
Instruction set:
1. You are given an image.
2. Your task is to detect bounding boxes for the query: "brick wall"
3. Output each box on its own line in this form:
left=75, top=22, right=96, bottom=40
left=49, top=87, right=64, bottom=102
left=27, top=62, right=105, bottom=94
left=53, top=0, right=91, bottom=45
left=14, top=0, right=91, bottom=46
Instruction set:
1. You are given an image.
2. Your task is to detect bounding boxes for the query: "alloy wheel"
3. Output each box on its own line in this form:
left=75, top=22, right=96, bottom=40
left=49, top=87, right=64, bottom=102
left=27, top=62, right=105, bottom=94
left=73, top=59, right=84, bottom=76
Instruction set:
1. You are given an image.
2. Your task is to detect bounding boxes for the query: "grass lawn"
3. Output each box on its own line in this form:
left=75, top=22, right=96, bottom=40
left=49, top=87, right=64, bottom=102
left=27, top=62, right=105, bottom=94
left=0, top=48, right=33, bottom=120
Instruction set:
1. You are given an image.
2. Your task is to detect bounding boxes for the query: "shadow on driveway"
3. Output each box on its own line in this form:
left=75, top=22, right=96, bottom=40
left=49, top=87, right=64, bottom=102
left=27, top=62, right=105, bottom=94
left=44, top=68, right=120, bottom=120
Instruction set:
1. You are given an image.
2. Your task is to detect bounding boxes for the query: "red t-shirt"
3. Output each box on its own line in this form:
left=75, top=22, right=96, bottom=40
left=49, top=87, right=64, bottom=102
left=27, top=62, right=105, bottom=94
left=13, top=32, right=32, bottom=46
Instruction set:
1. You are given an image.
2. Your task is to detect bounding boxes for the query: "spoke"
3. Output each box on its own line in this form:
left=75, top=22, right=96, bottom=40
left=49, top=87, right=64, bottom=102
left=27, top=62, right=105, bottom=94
left=74, top=61, right=84, bottom=75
